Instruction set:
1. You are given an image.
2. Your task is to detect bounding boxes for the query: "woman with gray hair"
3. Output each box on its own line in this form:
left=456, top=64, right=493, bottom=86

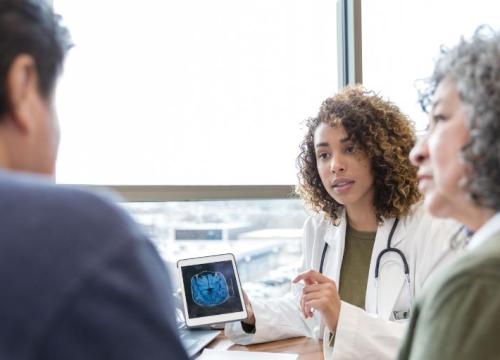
left=398, top=27, right=500, bottom=359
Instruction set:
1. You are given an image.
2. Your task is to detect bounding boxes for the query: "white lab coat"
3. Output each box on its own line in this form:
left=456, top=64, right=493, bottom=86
left=225, top=202, right=464, bottom=359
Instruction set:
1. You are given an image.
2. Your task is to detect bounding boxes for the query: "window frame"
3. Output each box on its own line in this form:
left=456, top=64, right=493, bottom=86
left=85, top=185, right=296, bottom=202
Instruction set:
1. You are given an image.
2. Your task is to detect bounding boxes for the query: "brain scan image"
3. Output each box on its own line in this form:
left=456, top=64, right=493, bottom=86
left=191, top=270, right=229, bottom=307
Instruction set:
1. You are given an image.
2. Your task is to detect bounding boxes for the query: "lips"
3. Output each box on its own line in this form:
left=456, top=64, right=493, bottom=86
left=332, top=179, right=355, bottom=188
left=417, top=172, right=433, bottom=182
left=417, top=172, right=433, bottom=193
left=331, top=178, right=355, bottom=193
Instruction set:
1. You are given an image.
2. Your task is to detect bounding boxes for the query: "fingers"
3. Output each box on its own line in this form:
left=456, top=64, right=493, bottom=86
left=303, top=297, right=341, bottom=333
left=242, top=290, right=255, bottom=325
left=302, top=282, right=337, bottom=295
left=242, top=290, right=251, bottom=305
left=294, top=271, right=337, bottom=319
left=299, top=292, right=314, bottom=318
left=303, top=302, right=314, bottom=318
left=302, top=290, right=333, bottom=315
left=299, top=287, right=323, bottom=318
left=301, top=287, right=332, bottom=303
left=300, top=292, right=308, bottom=318
left=293, top=273, right=315, bottom=286
left=303, top=299, right=323, bottom=317
left=293, top=269, right=330, bottom=285
left=299, top=289, right=315, bottom=318
left=242, top=290, right=253, bottom=312
left=299, top=283, right=339, bottom=319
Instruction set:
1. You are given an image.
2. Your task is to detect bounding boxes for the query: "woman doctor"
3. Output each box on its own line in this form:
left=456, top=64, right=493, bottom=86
left=225, top=86, right=464, bottom=359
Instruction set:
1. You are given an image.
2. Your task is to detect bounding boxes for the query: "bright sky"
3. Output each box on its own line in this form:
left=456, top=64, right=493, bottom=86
left=363, top=0, right=500, bottom=132
left=53, top=1, right=499, bottom=185
left=53, top=0, right=337, bottom=185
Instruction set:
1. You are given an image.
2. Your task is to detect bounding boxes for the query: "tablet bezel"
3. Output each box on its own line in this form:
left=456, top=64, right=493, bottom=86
left=177, top=253, right=247, bottom=328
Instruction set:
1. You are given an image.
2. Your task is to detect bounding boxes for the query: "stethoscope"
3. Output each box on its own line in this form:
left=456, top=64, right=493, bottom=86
left=318, top=218, right=412, bottom=318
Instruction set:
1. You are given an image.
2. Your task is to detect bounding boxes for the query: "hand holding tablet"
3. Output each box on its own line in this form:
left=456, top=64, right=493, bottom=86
left=177, top=253, right=247, bottom=327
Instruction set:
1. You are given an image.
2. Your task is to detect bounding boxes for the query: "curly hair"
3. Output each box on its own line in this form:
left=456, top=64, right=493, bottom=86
left=419, top=27, right=500, bottom=211
left=296, top=85, right=421, bottom=224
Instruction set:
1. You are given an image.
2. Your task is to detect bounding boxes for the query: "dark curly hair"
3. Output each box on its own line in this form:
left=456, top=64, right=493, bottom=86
left=419, top=26, right=500, bottom=211
left=296, top=85, right=421, bottom=224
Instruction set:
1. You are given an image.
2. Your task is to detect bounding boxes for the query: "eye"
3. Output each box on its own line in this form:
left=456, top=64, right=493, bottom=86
left=316, top=152, right=330, bottom=160
left=432, top=114, right=447, bottom=124
left=344, top=144, right=356, bottom=154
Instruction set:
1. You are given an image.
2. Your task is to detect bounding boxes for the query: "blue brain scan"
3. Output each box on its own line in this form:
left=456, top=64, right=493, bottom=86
left=191, top=270, right=229, bottom=307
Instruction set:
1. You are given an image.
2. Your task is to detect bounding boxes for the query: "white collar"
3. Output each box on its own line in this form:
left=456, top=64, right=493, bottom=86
left=467, top=212, right=500, bottom=250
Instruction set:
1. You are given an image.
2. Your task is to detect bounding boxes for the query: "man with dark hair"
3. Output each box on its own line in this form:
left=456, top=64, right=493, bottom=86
left=0, top=1, right=188, bottom=359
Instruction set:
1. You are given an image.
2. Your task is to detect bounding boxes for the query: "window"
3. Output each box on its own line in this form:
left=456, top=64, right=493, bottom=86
left=53, top=1, right=338, bottom=185
left=362, top=0, right=500, bottom=131
left=123, top=199, right=307, bottom=294
left=51, top=1, right=340, bottom=297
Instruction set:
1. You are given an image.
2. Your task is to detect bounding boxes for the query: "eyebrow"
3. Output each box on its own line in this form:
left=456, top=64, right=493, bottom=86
left=431, top=99, right=442, bottom=112
left=315, top=142, right=329, bottom=148
left=315, top=137, right=350, bottom=148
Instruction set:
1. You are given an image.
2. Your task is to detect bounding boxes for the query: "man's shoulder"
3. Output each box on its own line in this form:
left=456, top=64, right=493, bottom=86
left=0, top=173, right=185, bottom=359
left=1, top=171, right=121, bottom=213
left=0, top=171, right=111, bottom=204
left=0, top=171, right=141, bottom=245
left=0, top=171, right=153, bottom=310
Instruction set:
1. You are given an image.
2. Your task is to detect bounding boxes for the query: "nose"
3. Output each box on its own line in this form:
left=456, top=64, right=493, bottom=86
left=410, top=136, right=429, bottom=166
left=330, top=156, right=346, bottom=173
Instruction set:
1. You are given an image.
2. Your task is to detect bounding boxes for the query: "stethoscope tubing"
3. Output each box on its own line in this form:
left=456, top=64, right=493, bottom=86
left=319, top=218, right=407, bottom=277
left=317, top=217, right=414, bottom=318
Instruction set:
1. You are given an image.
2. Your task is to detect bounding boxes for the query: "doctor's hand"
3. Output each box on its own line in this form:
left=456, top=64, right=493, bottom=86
left=241, top=290, right=256, bottom=326
left=292, top=270, right=341, bottom=333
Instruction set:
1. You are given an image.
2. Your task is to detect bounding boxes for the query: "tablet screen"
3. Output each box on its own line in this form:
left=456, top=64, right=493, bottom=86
left=180, top=260, right=244, bottom=319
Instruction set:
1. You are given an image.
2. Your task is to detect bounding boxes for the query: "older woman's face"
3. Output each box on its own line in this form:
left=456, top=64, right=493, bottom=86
left=410, top=78, right=470, bottom=219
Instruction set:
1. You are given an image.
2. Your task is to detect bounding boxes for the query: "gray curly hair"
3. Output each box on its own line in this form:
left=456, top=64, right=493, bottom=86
left=419, top=26, right=500, bottom=210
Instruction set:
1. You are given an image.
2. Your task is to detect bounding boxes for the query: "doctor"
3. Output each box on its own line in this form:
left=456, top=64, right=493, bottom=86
left=225, top=86, right=464, bottom=359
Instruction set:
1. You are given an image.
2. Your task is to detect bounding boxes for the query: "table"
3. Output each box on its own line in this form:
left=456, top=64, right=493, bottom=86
left=206, top=334, right=323, bottom=359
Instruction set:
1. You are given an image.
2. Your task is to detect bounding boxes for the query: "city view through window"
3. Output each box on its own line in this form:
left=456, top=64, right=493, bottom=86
left=123, top=199, right=308, bottom=298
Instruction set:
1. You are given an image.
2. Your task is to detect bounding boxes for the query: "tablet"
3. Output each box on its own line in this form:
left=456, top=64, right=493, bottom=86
left=177, top=253, right=247, bottom=328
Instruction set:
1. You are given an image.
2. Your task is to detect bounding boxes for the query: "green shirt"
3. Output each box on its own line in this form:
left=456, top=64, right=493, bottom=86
left=338, top=225, right=376, bottom=309
left=398, top=232, right=500, bottom=360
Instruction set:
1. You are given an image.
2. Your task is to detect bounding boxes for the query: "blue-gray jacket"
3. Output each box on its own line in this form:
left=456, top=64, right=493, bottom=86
left=0, top=171, right=188, bottom=360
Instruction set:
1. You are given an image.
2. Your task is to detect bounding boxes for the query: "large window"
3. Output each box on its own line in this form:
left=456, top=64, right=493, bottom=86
left=362, top=0, right=500, bottom=131
left=51, top=1, right=340, bottom=297
left=53, top=1, right=338, bottom=186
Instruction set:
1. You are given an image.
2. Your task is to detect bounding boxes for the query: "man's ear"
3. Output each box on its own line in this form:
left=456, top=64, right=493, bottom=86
left=5, top=54, right=40, bottom=133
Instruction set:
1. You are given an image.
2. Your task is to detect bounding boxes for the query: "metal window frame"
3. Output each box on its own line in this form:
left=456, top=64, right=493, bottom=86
left=337, top=0, right=362, bottom=88
left=71, top=1, right=363, bottom=203
left=82, top=185, right=297, bottom=202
